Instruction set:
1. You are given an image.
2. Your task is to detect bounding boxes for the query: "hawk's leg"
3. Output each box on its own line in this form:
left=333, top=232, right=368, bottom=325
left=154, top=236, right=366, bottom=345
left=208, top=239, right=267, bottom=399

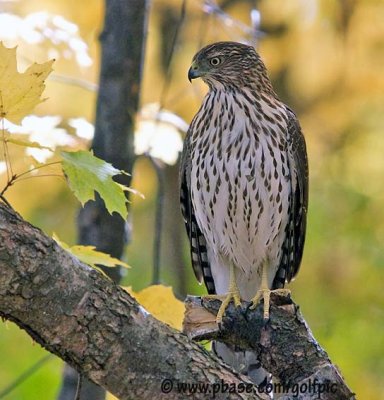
left=204, top=263, right=241, bottom=324
left=250, top=263, right=290, bottom=320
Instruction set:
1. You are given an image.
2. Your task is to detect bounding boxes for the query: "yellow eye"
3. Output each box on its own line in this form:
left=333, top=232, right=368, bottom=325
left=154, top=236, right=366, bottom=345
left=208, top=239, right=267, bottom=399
left=209, top=57, right=222, bottom=66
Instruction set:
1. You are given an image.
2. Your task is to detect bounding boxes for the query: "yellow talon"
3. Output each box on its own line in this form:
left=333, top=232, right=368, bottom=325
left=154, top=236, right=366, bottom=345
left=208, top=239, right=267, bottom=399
left=250, top=288, right=271, bottom=319
left=204, top=264, right=241, bottom=324
left=218, top=291, right=241, bottom=324
left=251, top=288, right=291, bottom=319
left=250, top=262, right=291, bottom=319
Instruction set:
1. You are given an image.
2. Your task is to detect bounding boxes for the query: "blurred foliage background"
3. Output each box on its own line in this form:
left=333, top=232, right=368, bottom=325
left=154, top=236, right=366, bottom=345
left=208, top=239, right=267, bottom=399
left=0, top=0, right=383, bottom=399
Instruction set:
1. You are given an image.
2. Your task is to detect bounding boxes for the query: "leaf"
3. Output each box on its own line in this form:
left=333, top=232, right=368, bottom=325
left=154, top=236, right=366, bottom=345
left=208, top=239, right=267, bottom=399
left=125, top=285, right=185, bottom=330
left=61, top=150, right=130, bottom=219
left=0, top=42, right=54, bottom=124
left=6, top=136, right=53, bottom=151
left=53, top=234, right=130, bottom=270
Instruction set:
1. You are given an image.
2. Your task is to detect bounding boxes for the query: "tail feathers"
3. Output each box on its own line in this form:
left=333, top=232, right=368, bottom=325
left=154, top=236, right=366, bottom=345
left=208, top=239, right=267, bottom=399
left=212, top=341, right=270, bottom=387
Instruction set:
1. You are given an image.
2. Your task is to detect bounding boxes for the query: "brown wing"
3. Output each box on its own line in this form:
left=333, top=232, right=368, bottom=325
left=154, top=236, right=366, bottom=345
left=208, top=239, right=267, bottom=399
left=273, top=108, right=309, bottom=289
left=179, top=131, right=216, bottom=294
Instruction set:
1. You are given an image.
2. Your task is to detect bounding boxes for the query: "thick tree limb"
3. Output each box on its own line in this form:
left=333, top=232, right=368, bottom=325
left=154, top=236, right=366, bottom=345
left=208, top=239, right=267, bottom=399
left=184, top=295, right=356, bottom=400
left=0, top=203, right=268, bottom=400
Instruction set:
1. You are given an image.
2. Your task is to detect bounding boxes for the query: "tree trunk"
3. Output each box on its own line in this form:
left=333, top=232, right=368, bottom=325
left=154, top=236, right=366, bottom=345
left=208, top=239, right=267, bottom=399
left=58, top=0, right=149, bottom=398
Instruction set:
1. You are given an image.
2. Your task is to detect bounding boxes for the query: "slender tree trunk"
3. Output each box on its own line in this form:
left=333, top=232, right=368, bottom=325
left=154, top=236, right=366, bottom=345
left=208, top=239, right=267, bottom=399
left=57, top=1, right=149, bottom=399
left=158, top=4, right=188, bottom=297
left=162, top=164, right=187, bottom=296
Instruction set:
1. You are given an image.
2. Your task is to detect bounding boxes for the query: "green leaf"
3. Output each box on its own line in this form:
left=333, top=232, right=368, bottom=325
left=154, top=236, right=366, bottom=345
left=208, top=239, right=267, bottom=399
left=61, top=150, right=129, bottom=219
left=53, top=234, right=130, bottom=270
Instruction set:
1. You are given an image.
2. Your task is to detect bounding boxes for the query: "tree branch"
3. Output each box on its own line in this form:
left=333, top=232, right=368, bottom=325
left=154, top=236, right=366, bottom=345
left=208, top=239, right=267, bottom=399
left=0, top=203, right=267, bottom=400
left=184, top=295, right=356, bottom=400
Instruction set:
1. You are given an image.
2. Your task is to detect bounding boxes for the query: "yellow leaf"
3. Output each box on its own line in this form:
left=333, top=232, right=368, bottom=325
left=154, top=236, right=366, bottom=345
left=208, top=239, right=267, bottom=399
left=6, top=136, right=53, bottom=150
left=53, top=234, right=130, bottom=270
left=126, top=285, right=185, bottom=330
left=0, top=42, right=54, bottom=124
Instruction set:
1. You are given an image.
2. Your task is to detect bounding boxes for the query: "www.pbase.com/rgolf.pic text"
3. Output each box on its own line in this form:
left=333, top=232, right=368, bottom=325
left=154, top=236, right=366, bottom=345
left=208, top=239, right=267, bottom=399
left=160, top=378, right=338, bottom=399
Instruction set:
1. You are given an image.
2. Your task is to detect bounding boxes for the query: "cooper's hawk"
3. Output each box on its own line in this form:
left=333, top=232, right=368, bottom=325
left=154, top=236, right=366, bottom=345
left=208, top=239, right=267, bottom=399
left=180, top=42, right=308, bottom=383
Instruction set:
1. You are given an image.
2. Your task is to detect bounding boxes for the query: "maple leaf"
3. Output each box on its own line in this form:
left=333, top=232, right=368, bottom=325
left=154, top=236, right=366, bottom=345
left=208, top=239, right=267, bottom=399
left=61, top=150, right=138, bottom=220
left=53, top=234, right=130, bottom=270
left=0, top=42, right=54, bottom=124
left=125, top=285, right=185, bottom=330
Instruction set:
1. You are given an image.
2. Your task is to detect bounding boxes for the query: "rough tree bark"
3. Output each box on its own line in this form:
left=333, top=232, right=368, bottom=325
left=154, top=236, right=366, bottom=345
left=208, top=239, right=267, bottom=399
left=184, top=297, right=356, bottom=400
left=58, top=0, right=149, bottom=399
left=0, top=203, right=267, bottom=400
left=0, top=203, right=355, bottom=400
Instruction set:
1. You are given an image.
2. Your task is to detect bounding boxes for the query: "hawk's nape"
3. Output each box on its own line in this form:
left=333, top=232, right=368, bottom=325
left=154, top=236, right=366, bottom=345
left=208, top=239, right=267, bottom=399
left=179, top=41, right=308, bottom=387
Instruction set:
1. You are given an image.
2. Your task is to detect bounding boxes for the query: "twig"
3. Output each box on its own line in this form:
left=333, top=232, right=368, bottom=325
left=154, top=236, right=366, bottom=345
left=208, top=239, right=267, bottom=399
left=158, top=0, right=187, bottom=109
left=0, top=354, right=53, bottom=399
left=0, top=194, right=12, bottom=208
left=146, top=155, right=165, bottom=285
left=49, top=73, right=98, bottom=92
left=74, top=374, right=83, bottom=400
left=0, top=174, right=17, bottom=198
left=0, top=161, right=62, bottom=197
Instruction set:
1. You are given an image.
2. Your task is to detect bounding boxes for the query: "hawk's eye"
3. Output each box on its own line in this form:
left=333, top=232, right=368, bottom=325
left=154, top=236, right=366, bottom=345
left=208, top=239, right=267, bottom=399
left=209, top=57, right=222, bottom=66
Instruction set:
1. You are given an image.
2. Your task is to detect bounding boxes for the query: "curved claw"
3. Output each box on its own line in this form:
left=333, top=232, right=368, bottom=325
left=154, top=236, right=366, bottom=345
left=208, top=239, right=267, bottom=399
left=203, top=264, right=242, bottom=324
left=204, top=290, right=241, bottom=324
left=249, top=288, right=291, bottom=321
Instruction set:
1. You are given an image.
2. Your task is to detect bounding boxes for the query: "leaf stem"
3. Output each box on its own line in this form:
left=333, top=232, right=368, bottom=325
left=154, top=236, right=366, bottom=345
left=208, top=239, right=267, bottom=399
left=1, top=116, right=13, bottom=181
left=15, top=174, right=64, bottom=183
left=0, top=160, right=63, bottom=197
left=15, top=160, right=62, bottom=179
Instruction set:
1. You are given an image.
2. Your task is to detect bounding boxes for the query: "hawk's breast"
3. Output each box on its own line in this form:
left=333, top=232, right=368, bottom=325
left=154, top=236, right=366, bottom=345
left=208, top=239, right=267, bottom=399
left=189, top=89, right=292, bottom=284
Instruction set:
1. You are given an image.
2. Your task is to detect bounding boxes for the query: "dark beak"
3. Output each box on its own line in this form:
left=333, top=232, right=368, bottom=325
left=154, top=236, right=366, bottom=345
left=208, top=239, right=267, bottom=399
left=188, top=65, right=200, bottom=82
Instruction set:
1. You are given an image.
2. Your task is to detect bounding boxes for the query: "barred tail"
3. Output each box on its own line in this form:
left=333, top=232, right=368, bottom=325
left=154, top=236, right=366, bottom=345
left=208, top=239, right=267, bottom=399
left=212, top=341, right=270, bottom=387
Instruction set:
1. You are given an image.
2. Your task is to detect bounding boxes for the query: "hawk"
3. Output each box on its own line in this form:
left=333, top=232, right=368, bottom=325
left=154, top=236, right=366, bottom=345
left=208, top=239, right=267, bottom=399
left=179, top=41, right=308, bottom=381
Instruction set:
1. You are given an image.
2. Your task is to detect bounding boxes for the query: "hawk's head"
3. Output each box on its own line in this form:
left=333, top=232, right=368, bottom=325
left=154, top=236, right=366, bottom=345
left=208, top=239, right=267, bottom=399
left=188, top=41, right=272, bottom=91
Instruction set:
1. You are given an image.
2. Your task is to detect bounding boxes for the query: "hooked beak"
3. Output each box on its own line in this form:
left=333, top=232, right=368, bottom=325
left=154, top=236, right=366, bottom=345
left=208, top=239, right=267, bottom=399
left=188, top=61, right=201, bottom=82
